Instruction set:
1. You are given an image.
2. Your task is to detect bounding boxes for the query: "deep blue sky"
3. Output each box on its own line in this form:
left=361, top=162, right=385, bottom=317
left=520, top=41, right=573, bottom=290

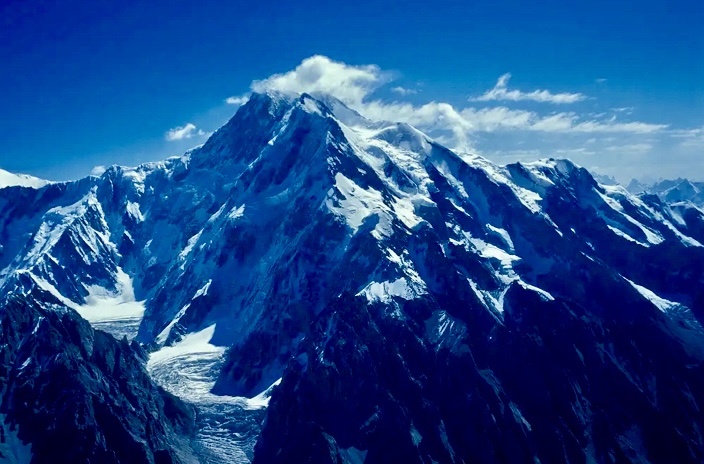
left=1, top=0, right=702, bottom=181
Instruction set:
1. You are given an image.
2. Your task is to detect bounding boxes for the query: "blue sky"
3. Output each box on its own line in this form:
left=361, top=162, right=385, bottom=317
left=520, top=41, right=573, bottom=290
left=0, top=0, right=702, bottom=182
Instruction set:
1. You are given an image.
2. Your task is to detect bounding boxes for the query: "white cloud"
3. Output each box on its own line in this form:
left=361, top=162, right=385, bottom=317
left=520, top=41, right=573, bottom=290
left=568, top=120, right=666, bottom=134
left=90, top=165, right=106, bottom=176
left=165, top=123, right=199, bottom=141
left=361, top=100, right=475, bottom=150
left=391, top=86, right=417, bottom=95
left=470, top=73, right=587, bottom=104
left=218, top=56, right=675, bottom=173
left=555, top=147, right=596, bottom=155
left=225, top=95, right=249, bottom=105
left=596, top=78, right=608, bottom=83
left=605, top=143, right=653, bottom=155
left=671, top=127, right=704, bottom=148
left=364, top=101, right=665, bottom=137
left=250, top=55, right=391, bottom=106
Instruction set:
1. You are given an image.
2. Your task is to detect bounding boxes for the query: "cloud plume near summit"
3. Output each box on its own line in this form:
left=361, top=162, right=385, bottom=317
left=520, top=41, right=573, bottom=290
left=221, top=55, right=698, bottom=181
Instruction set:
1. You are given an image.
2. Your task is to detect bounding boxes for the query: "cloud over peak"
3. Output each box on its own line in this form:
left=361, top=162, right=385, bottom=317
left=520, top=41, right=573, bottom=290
left=251, top=55, right=390, bottom=107
left=233, top=56, right=669, bottom=153
left=212, top=55, right=691, bottom=179
left=470, top=73, right=587, bottom=104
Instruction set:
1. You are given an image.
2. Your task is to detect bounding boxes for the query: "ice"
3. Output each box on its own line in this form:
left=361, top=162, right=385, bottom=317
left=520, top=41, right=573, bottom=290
left=179, top=230, right=203, bottom=261
left=634, top=222, right=664, bottom=245
left=155, top=303, right=189, bottom=345
left=607, top=225, right=644, bottom=245
left=208, top=203, right=228, bottom=223
left=0, top=413, right=32, bottom=464
left=120, top=167, right=148, bottom=194
left=126, top=201, right=144, bottom=222
left=24, top=191, right=110, bottom=268
left=148, top=324, right=225, bottom=374
left=148, top=325, right=278, bottom=463
left=194, top=280, right=212, bottom=299
left=228, top=205, right=245, bottom=221
left=624, top=277, right=678, bottom=313
left=469, top=157, right=544, bottom=214
left=410, top=423, right=422, bottom=446
left=509, top=402, right=532, bottom=432
left=486, top=224, right=514, bottom=251
left=516, top=279, right=554, bottom=301
left=596, top=188, right=664, bottom=245
left=360, top=277, right=425, bottom=304
left=18, top=357, right=31, bottom=371
left=326, top=173, right=393, bottom=238
left=27, top=272, right=77, bottom=311
left=469, top=236, right=519, bottom=268
left=246, top=378, right=282, bottom=409
left=339, top=447, right=368, bottom=464
left=74, top=268, right=145, bottom=340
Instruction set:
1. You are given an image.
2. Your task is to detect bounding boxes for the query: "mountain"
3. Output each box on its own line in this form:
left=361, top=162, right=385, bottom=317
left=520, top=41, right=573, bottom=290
left=1, top=92, right=704, bottom=463
left=0, top=276, right=196, bottom=463
left=628, top=177, right=704, bottom=207
left=592, top=173, right=619, bottom=186
left=0, top=169, right=50, bottom=190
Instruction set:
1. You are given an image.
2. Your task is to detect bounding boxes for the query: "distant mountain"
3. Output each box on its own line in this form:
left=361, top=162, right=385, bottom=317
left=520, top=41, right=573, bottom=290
left=0, top=169, right=50, bottom=189
left=627, top=177, right=704, bottom=207
left=592, top=173, right=619, bottom=186
left=1, top=92, right=704, bottom=463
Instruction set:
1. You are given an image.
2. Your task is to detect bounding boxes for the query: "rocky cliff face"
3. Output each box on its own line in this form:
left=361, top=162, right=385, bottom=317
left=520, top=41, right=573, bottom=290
left=0, top=92, right=703, bottom=463
left=0, top=278, right=196, bottom=463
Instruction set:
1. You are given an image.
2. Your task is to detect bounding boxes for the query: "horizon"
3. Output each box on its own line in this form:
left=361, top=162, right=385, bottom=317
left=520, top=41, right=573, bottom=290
left=1, top=0, right=702, bottom=183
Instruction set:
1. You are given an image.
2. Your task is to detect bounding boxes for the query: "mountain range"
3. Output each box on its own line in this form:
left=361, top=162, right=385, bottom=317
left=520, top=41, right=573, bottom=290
left=627, top=178, right=704, bottom=208
left=1, top=92, right=703, bottom=463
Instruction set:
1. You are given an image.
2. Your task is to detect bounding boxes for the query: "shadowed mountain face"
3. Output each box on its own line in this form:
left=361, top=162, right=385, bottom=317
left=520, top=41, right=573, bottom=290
left=0, top=282, right=196, bottom=464
left=1, top=92, right=703, bottom=463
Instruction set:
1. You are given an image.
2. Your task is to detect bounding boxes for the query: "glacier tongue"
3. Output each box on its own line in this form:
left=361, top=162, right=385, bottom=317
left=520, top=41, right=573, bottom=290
left=0, top=413, right=32, bottom=464
left=147, top=324, right=271, bottom=463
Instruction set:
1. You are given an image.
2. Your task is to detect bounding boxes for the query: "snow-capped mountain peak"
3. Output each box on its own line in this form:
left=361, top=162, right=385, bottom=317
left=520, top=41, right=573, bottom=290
left=2, top=91, right=704, bottom=463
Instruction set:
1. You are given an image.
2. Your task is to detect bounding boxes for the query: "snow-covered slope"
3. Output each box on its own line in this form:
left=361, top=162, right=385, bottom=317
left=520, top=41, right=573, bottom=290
left=0, top=168, right=50, bottom=189
left=1, top=92, right=704, bottom=463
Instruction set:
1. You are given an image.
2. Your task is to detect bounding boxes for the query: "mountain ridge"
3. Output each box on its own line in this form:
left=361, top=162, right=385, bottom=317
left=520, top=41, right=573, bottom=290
left=1, top=92, right=703, bottom=463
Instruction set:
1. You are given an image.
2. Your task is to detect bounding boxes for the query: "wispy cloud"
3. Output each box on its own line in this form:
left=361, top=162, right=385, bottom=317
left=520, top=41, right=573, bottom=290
left=671, top=127, right=704, bottom=148
left=604, top=143, right=653, bottom=155
left=165, top=123, right=205, bottom=141
left=217, top=55, right=700, bottom=180
left=596, top=78, right=608, bottom=83
left=470, top=73, right=587, bottom=104
left=225, top=95, right=249, bottom=105
left=245, top=57, right=668, bottom=152
left=391, top=86, right=417, bottom=95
